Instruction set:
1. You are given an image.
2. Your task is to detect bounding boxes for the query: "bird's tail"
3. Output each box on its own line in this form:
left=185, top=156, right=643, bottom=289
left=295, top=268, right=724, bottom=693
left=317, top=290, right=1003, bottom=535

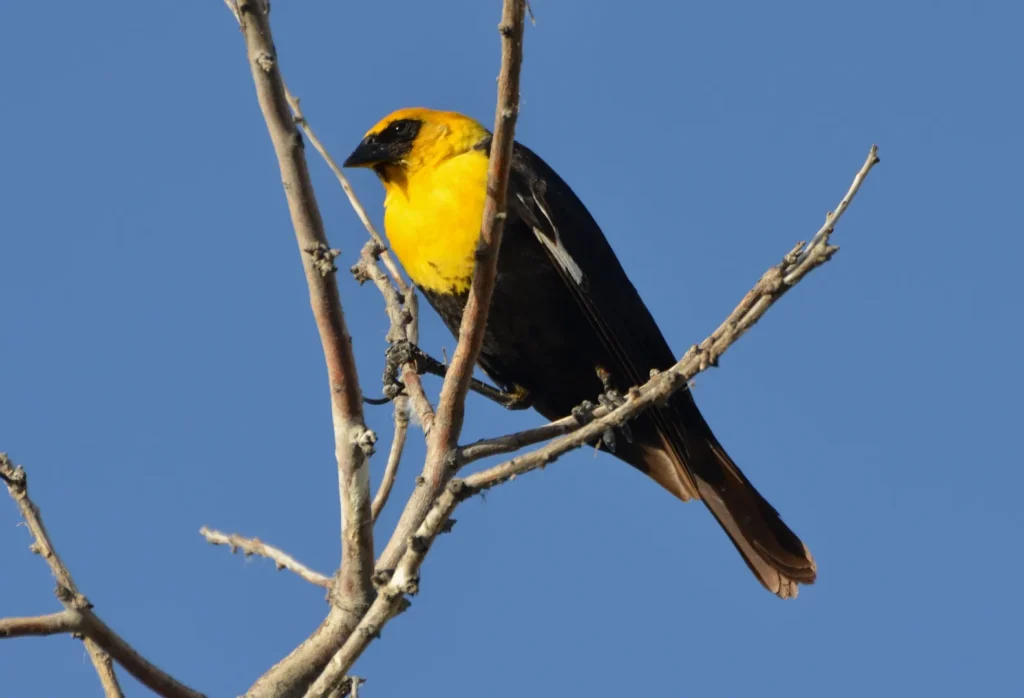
left=634, top=396, right=817, bottom=598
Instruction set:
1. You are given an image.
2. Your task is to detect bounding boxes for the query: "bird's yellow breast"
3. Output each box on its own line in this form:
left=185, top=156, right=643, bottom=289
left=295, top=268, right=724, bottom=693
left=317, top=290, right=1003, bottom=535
left=382, top=148, right=490, bottom=294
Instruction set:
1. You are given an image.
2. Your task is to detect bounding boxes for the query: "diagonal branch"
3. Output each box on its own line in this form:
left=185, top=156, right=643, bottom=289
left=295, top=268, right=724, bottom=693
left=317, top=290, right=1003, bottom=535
left=457, top=414, right=579, bottom=464
left=1, top=454, right=204, bottom=698
left=374, top=0, right=529, bottom=576
left=199, top=527, right=332, bottom=588
left=301, top=145, right=880, bottom=685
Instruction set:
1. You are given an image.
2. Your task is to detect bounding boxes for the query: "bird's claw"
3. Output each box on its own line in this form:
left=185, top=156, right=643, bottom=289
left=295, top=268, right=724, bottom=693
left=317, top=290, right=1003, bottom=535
left=597, top=389, right=632, bottom=452
left=497, top=383, right=534, bottom=411
left=571, top=391, right=633, bottom=453
left=373, top=339, right=429, bottom=404
left=572, top=399, right=597, bottom=426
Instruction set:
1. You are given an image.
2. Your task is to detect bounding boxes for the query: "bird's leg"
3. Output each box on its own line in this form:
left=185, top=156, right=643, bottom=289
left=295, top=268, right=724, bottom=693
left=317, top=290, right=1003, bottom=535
left=362, top=341, right=413, bottom=405
left=367, top=339, right=533, bottom=410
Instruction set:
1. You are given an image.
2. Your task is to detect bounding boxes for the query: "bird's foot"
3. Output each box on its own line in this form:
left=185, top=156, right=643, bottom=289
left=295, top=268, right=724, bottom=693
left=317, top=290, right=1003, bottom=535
left=494, top=383, right=533, bottom=411
left=363, top=340, right=441, bottom=405
left=571, top=389, right=634, bottom=453
left=368, top=340, right=533, bottom=411
left=571, top=399, right=598, bottom=426
left=596, top=389, right=633, bottom=452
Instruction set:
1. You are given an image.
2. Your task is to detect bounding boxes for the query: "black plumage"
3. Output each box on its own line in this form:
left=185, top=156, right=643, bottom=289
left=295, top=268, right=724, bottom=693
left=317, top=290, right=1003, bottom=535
left=422, top=138, right=817, bottom=598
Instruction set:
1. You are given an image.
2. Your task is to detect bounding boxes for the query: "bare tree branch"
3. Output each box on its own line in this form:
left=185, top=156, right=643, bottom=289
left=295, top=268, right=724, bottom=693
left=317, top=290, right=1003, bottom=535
left=429, top=0, right=527, bottom=456
left=85, top=639, right=126, bottom=698
left=0, top=610, right=80, bottom=638
left=375, top=0, right=529, bottom=576
left=231, top=0, right=376, bottom=597
left=199, top=527, right=332, bottom=588
left=231, top=0, right=433, bottom=439
left=372, top=403, right=408, bottom=523
left=1, top=455, right=204, bottom=698
left=457, top=414, right=579, bottom=464
left=221, top=2, right=382, bottom=695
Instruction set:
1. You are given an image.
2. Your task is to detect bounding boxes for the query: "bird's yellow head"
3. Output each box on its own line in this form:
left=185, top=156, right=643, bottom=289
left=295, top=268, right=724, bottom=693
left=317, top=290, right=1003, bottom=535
left=342, top=107, right=490, bottom=184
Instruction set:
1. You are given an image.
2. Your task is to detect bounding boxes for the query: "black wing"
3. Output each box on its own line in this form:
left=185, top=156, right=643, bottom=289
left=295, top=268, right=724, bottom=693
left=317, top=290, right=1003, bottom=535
left=504, top=141, right=701, bottom=499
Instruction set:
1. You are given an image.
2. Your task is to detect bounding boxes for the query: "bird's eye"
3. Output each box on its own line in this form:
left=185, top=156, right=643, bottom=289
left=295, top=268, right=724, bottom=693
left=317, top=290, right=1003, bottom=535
left=376, top=119, right=419, bottom=144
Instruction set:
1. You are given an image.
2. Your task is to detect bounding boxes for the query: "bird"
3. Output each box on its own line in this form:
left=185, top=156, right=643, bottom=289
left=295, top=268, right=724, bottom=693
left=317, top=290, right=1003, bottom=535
left=343, top=107, right=817, bottom=598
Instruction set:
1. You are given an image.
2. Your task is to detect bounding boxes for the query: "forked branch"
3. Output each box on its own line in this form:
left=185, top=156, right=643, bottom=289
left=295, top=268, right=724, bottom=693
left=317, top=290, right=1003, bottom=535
left=0, top=454, right=205, bottom=698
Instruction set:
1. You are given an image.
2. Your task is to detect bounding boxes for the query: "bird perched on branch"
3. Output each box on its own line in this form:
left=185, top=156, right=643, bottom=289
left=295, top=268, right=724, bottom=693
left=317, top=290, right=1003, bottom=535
left=343, top=108, right=816, bottom=598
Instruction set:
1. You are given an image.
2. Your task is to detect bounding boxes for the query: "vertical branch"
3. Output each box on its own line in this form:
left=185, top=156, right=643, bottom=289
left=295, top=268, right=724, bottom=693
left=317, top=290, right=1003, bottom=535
left=431, top=0, right=526, bottom=453
left=227, top=2, right=376, bottom=696
left=376, top=0, right=528, bottom=572
left=232, top=0, right=374, bottom=604
left=226, top=2, right=385, bottom=691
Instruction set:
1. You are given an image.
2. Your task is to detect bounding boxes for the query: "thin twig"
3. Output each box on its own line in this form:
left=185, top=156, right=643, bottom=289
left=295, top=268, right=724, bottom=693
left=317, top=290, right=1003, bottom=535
left=285, top=92, right=408, bottom=294
left=374, top=0, right=529, bottom=577
left=1, top=455, right=204, bottom=698
left=373, top=404, right=408, bottom=523
left=457, top=414, right=579, bottom=464
left=226, top=2, right=378, bottom=696
left=199, top=527, right=332, bottom=588
left=302, top=145, right=879, bottom=684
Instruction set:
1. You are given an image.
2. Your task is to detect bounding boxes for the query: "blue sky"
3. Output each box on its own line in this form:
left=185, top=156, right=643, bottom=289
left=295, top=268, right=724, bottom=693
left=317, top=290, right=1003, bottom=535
left=2, top=1, right=1022, bottom=696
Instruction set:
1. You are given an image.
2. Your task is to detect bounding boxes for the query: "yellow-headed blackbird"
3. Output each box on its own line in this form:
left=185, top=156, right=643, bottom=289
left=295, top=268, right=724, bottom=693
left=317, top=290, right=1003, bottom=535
left=344, top=108, right=816, bottom=598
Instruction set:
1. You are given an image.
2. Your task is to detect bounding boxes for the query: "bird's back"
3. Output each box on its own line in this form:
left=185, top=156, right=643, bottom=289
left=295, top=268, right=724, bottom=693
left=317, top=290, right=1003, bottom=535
left=377, top=121, right=816, bottom=598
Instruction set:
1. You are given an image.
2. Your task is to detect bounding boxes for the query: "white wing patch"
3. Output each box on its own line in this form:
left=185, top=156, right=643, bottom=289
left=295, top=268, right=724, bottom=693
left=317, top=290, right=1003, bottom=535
left=518, top=192, right=587, bottom=288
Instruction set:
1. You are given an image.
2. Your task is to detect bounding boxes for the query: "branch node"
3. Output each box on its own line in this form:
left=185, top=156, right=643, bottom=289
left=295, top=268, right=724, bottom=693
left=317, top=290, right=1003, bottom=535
left=354, top=426, right=378, bottom=458
left=350, top=261, right=371, bottom=284
left=372, top=569, right=394, bottom=588
left=304, top=242, right=341, bottom=276
left=255, top=51, right=274, bottom=73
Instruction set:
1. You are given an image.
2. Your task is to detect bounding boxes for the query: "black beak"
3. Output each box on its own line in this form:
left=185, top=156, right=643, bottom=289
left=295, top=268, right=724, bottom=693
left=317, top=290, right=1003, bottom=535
left=342, top=137, right=392, bottom=168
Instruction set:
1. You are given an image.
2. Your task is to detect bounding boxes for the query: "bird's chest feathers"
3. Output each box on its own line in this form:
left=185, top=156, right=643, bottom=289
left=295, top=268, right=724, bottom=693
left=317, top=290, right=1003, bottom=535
left=383, top=153, right=488, bottom=294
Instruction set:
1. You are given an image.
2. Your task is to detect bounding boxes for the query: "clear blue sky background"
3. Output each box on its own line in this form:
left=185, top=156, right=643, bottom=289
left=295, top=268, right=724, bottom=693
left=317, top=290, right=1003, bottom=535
left=2, top=1, right=1021, bottom=696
